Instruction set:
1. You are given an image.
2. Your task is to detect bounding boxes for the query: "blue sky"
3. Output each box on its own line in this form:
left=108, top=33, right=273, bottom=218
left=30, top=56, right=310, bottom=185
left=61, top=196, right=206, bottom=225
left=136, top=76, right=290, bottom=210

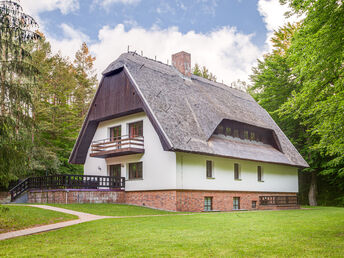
left=22, top=0, right=294, bottom=84
left=39, top=1, right=267, bottom=47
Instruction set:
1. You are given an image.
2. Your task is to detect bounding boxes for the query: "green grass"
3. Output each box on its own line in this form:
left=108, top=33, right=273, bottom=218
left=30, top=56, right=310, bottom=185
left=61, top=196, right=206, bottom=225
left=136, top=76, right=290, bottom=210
left=48, top=203, right=174, bottom=216
left=0, top=205, right=77, bottom=233
left=1, top=207, right=344, bottom=257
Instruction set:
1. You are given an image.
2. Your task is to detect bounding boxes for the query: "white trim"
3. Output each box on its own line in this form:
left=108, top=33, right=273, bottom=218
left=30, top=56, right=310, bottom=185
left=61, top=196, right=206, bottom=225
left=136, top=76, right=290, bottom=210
left=124, top=65, right=173, bottom=149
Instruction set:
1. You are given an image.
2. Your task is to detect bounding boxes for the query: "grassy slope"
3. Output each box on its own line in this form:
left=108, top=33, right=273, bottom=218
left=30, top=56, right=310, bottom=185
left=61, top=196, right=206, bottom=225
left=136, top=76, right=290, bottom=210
left=48, top=203, right=173, bottom=216
left=0, top=206, right=77, bottom=233
left=1, top=207, right=344, bottom=257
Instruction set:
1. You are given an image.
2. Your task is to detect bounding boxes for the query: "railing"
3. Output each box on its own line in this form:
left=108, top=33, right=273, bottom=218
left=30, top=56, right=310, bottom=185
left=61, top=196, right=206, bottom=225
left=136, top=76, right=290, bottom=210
left=9, top=175, right=125, bottom=202
left=91, top=135, right=144, bottom=156
left=259, top=196, right=298, bottom=206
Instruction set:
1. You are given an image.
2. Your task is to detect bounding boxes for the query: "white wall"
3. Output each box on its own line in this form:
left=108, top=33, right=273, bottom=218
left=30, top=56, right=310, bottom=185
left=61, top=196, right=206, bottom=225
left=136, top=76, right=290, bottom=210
left=84, top=112, right=177, bottom=191
left=176, top=152, right=298, bottom=193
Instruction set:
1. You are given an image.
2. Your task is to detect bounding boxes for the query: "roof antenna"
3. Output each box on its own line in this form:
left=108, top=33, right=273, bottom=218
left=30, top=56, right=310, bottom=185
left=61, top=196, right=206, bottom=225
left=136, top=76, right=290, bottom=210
left=127, top=45, right=130, bottom=53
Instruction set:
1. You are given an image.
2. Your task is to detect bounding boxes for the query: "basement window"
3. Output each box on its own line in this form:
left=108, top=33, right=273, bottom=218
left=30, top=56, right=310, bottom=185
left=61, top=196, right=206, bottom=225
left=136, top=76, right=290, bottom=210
left=233, top=197, right=240, bottom=210
left=204, top=197, right=213, bottom=211
left=252, top=201, right=257, bottom=209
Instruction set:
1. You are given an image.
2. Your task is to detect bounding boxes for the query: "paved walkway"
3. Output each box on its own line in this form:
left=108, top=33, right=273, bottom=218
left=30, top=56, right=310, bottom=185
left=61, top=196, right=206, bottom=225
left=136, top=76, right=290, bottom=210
left=0, top=205, right=113, bottom=241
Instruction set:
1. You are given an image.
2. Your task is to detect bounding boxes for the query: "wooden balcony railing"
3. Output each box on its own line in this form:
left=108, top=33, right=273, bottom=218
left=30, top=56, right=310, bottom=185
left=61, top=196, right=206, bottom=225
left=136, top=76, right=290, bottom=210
left=10, top=175, right=125, bottom=201
left=259, top=196, right=298, bottom=206
left=90, top=135, right=144, bottom=158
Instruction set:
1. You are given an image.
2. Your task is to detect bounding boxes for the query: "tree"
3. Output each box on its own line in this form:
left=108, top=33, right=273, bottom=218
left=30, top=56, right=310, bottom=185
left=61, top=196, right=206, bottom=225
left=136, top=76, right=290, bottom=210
left=280, top=0, right=344, bottom=204
left=192, top=63, right=217, bottom=81
left=0, top=0, right=40, bottom=187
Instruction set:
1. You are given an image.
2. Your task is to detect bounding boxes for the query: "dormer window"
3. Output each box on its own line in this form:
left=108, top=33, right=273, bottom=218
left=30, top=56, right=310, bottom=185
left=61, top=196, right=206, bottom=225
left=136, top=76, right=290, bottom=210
left=212, top=119, right=282, bottom=151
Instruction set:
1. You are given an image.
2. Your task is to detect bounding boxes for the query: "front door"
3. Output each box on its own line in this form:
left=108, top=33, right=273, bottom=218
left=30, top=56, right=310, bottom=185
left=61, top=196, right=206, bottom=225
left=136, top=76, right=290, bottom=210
left=109, top=164, right=121, bottom=188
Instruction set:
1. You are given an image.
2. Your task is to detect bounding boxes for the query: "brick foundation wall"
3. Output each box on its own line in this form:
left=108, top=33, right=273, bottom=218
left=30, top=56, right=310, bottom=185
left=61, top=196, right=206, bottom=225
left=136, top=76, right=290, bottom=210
left=28, top=190, right=125, bottom=204
left=27, top=189, right=298, bottom=212
left=176, top=190, right=298, bottom=212
left=125, top=191, right=177, bottom=211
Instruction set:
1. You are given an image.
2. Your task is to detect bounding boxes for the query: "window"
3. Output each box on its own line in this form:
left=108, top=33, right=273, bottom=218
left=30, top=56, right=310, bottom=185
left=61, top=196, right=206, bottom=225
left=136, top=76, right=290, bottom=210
left=233, top=197, right=240, bottom=210
left=109, top=164, right=121, bottom=177
left=128, top=162, right=143, bottom=180
left=234, top=163, right=241, bottom=180
left=250, top=132, right=255, bottom=141
left=225, top=127, right=232, bottom=136
left=244, top=130, right=249, bottom=139
left=233, top=129, right=239, bottom=138
left=129, top=121, right=143, bottom=138
left=110, top=126, right=121, bottom=141
left=206, top=160, right=213, bottom=178
left=252, top=200, right=257, bottom=209
left=204, top=197, right=213, bottom=211
left=257, top=166, right=263, bottom=182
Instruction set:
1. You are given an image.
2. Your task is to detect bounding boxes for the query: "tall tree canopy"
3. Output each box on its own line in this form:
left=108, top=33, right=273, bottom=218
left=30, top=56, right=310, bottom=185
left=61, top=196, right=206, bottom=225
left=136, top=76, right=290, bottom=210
left=0, top=0, right=40, bottom=186
left=250, top=0, right=344, bottom=206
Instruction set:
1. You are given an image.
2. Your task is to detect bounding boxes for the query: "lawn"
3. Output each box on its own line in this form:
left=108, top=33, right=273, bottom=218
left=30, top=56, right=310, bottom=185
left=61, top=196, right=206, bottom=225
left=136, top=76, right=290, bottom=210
left=48, top=203, right=174, bottom=216
left=0, top=205, right=77, bottom=233
left=1, top=206, right=344, bottom=256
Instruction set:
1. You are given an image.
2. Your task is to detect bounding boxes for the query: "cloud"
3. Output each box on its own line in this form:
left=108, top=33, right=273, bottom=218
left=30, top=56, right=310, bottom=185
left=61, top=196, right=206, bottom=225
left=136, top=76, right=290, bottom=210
left=89, top=24, right=261, bottom=83
left=21, top=0, right=79, bottom=16
left=47, top=24, right=89, bottom=60
left=93, top=0, right=141, bottom=8
left=257, top=0, right=301, bottom=50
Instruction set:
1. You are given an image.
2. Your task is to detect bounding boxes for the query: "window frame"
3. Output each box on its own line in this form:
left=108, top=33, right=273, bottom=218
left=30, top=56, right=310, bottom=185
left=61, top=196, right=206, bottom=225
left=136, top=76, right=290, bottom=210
left=204, top=197, right=213, bottom=211
left=128, top=162, right=143, bottom=180
left=252, top=200, right=257, bottom=209
left=233, top=197, right=240, bottom=210
left=206, top=160, right=214, bottom=179
left=234, top=163, right=241, bottom=181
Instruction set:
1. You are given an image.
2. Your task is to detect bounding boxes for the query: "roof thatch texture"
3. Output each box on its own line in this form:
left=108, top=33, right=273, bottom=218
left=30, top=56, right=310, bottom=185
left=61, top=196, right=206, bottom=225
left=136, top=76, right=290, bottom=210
left=101, top=52, right=308, bottom=167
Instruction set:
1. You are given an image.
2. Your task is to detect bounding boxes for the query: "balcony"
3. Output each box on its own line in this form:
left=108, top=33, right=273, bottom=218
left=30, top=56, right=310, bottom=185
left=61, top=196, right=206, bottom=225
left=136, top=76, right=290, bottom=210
left=90, top=135, right=144, bottom=158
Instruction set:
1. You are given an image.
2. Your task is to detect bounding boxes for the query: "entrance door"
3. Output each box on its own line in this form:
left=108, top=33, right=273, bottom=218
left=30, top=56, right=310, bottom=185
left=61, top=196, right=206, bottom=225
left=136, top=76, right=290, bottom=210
left=109, top=164, right=121, bottom=188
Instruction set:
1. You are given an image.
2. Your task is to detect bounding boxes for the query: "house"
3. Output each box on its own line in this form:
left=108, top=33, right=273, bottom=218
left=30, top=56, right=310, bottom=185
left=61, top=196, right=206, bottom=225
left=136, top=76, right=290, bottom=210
left=69, top=51, right=308, bottom=212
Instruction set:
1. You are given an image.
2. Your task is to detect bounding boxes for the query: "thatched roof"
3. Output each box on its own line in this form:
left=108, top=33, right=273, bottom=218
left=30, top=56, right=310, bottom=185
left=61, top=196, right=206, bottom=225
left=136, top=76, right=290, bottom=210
left=77, top=52, right=308, bottom=167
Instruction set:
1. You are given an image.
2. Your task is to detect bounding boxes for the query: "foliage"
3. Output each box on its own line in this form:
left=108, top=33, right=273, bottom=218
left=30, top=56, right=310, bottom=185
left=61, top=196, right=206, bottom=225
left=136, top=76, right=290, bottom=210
left=250, top=1, right=344, bottom=205
left=0, top=0, right=40, bottom=186
left=1, top=207, right=344, bottom=256
left=192, top=63, right=217, bottom=81
left=0, top=1, right=97, bottom=187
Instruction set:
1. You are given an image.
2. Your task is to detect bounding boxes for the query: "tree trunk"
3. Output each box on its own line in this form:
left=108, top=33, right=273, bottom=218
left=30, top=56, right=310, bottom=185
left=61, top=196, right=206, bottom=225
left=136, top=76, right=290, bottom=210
left=308, top=171, right=317, bottom=206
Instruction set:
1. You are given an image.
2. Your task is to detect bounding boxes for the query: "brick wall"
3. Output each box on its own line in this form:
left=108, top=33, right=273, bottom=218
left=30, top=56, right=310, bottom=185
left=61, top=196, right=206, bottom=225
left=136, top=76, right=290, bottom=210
left=27, top=189, right=298, bottom=212
left=28, top=190, right=125, bottom=204
left=176, top=190, right=298, bottom=212
left=125, top=191, right=177, bottom=211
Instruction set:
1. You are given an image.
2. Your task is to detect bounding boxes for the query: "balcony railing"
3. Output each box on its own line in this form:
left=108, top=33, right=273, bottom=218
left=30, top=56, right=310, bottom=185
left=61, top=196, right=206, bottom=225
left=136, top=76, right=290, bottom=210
left=259, top=196, right=298, bottom=206
left=10, top=175, right=125, bottom=201
left=90, top=135, right=144, bottom=158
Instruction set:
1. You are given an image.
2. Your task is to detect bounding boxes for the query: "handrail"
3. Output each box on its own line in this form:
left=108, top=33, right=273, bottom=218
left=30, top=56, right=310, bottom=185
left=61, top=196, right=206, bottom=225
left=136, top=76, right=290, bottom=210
left=259, top=196, right=298, bottom=206
left=9, top=174, right=125, bottom=202
left=90, top=135, right=144, bottom=155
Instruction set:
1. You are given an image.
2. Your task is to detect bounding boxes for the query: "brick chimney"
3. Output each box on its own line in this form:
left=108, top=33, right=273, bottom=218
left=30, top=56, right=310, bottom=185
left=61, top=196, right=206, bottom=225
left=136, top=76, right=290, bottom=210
left=172, top=51, right=191, bottom=77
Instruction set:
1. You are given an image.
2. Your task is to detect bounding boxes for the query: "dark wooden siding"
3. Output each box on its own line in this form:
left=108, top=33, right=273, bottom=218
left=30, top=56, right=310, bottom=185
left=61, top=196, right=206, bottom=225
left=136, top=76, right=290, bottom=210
left=89, top=70, right=144, bottom=122
left=70, top=70, right=145, bottom=164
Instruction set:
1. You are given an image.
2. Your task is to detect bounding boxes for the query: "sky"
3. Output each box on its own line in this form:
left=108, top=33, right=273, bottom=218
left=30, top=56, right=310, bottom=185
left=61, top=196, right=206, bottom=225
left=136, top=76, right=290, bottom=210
left=20, top=0, right=297, bottom=85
